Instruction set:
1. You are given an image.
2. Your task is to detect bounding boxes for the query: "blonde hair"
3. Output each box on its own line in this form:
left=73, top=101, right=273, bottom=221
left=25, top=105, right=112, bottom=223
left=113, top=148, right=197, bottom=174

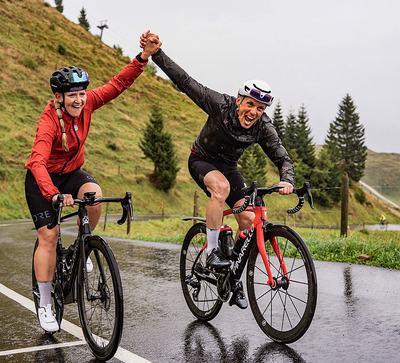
left=53, top=99, right=69, bottom=152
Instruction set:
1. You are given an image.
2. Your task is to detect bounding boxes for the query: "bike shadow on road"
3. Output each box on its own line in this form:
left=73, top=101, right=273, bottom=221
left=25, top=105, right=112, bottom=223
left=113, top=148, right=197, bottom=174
left=183, top=320, right=306, bottom=363
left=34, top=333, right=66, bottom=363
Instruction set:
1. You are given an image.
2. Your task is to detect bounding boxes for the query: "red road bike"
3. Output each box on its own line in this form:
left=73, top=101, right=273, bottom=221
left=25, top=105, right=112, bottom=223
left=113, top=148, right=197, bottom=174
left=180, top=182, right=317, bottom=343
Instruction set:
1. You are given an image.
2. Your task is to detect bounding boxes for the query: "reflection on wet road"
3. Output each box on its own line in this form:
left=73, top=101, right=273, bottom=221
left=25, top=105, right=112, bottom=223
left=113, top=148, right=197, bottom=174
left=0, top=221, right=399, bottom=362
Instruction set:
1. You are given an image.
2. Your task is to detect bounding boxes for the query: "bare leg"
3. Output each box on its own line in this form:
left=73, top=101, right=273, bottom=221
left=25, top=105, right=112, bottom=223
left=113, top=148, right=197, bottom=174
left=233, top=198, right=255, bottom=240
left=77, top=182, right=102, bottom=230
left=204, top=170, right=230, bottom=230
left=34, top=225, right=59, bottom=282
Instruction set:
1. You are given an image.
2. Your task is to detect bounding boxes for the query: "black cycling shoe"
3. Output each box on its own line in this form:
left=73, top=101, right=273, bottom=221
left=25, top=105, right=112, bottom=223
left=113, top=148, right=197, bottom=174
left=206, top=248, right=231, bottom=269
left=229, top=281, right=248, bottom=309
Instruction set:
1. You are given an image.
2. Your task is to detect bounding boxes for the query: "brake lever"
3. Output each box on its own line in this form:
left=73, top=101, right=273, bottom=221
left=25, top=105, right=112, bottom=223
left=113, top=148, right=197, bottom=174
left=305, top=182, right=314, bottom=209
left=117, top=191, right=132, bottom=225
left=47, top=194, right=64, bottom=229
left=287, top=182, right=314, bottom=214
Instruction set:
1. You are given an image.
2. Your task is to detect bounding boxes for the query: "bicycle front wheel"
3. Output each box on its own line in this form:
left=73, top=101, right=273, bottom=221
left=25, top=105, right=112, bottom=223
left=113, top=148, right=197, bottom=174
left=247, top=225, right=317, bottom=343
left=180, top=223, right=222, bottom=321
left=77, top=236, right=123, bottom=361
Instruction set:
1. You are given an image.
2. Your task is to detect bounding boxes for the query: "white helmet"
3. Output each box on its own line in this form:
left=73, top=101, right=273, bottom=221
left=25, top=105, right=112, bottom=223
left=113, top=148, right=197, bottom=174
left=238, top=79, right=274, bottom=106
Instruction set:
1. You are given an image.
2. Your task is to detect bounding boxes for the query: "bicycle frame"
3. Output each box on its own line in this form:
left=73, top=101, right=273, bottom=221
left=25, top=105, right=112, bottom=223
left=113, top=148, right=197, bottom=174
left=55, top=205, right=92, bottom=304
left=222, top=200, right=288, bottom=289
left=54, top=192, right=132, bottom=303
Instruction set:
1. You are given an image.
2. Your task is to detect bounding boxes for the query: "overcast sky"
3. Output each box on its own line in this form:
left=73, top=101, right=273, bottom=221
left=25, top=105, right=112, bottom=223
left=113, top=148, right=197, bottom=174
left=52, top=0, right=400, bottom=153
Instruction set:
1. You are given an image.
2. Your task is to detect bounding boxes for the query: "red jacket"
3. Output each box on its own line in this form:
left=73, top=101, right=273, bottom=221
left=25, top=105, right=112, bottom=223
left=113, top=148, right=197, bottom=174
left=25, top=55, right=147, bottom=201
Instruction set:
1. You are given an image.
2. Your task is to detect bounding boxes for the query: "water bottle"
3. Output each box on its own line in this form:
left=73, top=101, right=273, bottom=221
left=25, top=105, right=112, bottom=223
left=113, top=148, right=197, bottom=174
left=219, top=225, right=234, bottom=259
left=233, top=229, right=248, bottom=259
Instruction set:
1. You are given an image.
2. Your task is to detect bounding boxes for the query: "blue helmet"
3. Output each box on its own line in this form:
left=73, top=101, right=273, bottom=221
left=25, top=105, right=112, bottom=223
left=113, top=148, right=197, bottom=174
left=50, top=66, right=90, bottom=94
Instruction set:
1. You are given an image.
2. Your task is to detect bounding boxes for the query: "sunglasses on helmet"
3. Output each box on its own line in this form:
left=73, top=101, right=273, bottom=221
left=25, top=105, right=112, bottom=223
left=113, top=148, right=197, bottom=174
left=67, top=71, right=89, bottom=83
left=249, top=88, right=273, bottom=104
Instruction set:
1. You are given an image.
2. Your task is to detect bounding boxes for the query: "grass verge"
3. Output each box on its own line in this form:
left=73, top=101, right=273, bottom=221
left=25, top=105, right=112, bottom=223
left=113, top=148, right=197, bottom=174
left=99, top=218, right=400, bottom=270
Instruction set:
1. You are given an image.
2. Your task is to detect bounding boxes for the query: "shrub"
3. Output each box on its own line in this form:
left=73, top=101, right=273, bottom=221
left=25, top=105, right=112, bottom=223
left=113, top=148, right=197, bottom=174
left=354, top=187, right=366, bottom=204
left=113, top=45, right=123, bottom=56
left=57, top=44, right=66, bottom=55
left=21, top=57, right=38, bottom=70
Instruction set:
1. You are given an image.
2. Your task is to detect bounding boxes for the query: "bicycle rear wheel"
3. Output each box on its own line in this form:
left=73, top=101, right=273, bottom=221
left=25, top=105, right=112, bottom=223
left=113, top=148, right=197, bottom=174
left=247, top=225, right=317, bottom=343
left=77, top=236, right=123, bottom=361
left=180, top=223, right=222, bottom=321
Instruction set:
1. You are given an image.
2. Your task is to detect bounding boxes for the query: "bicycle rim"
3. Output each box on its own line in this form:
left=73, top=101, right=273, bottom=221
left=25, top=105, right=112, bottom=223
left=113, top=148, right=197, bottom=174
left=180, top=223, right=222, bottom=321
left=77, top=236, right=123, bottom=361
left=247, top=225, right=317, bottom=343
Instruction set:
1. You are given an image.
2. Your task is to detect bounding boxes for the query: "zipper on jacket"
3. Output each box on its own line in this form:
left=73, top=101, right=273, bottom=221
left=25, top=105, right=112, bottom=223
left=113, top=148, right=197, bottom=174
left=59, top=118, right=80, bottom=175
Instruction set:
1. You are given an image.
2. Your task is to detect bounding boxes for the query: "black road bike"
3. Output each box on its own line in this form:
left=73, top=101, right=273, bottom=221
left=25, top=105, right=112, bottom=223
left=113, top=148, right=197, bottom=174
left=32, top=191, right=132, bottom=361
left=180, top=182, right=317, bottom=344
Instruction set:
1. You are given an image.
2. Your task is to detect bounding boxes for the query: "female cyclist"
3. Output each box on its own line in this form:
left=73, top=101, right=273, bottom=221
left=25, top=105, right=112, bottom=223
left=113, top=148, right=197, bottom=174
left=25, top=31, right=161, bottom=332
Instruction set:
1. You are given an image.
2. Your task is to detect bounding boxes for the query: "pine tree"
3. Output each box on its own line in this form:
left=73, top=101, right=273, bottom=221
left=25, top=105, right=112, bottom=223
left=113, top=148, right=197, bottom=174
left=139, top=105, right=180, bottom=192
left=283, top=110, right=298, bottom=160
left=325, top=94, right=367, bottom=181
left=295, top=104, right=316, bottom=171
left=55, top=0, right=63, bottom=13
left=78, top=7, right=90, bottom=31
left=311, top=146, right=341, bottom=206
left=238, top=144, right=267, bottom=186
left=272, top=100, right=285, bottom=141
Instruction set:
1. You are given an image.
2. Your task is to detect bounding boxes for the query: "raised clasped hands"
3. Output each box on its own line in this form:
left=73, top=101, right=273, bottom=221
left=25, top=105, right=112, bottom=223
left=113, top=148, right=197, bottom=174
left=140, top=30, right=161, bottom=60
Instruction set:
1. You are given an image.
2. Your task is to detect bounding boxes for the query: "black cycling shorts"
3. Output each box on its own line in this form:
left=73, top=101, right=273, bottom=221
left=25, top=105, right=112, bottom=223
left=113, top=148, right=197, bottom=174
left=25, top=168, right=99, bottom=229
left=188, top=153, right=246, bottom=209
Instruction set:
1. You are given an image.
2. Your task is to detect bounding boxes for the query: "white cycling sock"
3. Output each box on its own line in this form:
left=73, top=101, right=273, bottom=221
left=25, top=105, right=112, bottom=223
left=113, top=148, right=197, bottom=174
left=38, top=281, right=52, bottom=307
left=206, top=227, right=220, bottom=255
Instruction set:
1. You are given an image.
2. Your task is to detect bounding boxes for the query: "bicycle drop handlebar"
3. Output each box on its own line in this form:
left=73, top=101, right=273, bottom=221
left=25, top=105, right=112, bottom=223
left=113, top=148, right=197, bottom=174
left=47, top=191, right=133, bottom=229
left=232, top=181, right=314, bottom=215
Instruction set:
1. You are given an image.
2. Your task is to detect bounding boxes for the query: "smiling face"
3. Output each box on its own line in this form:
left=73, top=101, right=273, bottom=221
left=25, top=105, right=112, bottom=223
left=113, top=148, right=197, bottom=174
left=236, top=96, right=267, bottom=129
left=55, top=90, right=87, bottom=118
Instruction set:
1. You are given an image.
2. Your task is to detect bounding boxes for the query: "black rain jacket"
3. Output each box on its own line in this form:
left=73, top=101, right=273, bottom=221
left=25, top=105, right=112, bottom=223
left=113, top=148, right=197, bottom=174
left=152, top=49, right=294, bottom=185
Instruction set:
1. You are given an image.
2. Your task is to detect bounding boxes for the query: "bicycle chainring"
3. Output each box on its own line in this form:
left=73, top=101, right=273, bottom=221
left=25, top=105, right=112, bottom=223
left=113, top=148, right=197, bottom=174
left=217, top=273, right=231, bottom=302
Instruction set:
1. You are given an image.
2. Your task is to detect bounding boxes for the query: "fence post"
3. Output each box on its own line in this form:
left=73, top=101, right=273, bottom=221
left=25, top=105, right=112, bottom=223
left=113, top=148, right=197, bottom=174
left=340, top=172, right=349, bottom=237
left=162, top=200, right=165, bottom=221
left=193, top=190, right=199, bottom=225
left=103, top=202, right=109, bottom=231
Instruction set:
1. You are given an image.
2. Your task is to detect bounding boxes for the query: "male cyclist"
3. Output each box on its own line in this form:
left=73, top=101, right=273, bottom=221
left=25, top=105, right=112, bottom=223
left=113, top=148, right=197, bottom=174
left=25, top=32, right=161, bottom=332
left=141, top=33, right=294, bottom=309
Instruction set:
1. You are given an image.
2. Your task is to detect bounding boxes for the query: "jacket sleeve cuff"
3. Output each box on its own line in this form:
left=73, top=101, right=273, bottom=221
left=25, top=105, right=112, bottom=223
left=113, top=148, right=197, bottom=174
left=50, top=193, right=59, bottom=200
left=136, top=53, right=149, bottom=64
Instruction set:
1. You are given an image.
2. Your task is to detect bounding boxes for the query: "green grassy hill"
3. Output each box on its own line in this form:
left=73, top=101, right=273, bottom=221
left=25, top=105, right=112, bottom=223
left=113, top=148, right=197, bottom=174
left=362, top=150, right=400, bottom=206
left=0, top=0, right=399, bottom=227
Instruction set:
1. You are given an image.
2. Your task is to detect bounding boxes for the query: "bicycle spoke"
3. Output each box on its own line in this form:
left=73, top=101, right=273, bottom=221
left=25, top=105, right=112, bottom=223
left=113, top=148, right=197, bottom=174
left=77, top=237, right=123, bottom=360
left=247, top=226, right=317, bottom=343
left=180, top=223, right=222, bottom=321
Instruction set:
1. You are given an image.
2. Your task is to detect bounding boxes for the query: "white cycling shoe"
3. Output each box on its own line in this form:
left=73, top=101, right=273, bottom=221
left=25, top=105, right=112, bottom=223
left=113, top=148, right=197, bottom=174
left=38, top=304, right=59, bottom=332
left=86, top=256, right=93, bottom=273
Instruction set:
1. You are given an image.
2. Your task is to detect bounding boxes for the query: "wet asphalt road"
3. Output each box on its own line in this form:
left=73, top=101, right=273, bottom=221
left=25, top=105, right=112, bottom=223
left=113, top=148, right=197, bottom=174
left=0, top=221, right=399, bottom=362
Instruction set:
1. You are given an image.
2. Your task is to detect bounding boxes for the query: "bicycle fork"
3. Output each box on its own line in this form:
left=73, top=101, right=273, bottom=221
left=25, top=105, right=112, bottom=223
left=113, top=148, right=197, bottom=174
left=259, top=222, right=289, bottom=289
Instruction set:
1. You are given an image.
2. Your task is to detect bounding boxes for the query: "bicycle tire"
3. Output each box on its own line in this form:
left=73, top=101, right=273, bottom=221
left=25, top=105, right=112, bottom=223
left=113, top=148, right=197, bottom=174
left=247, top=225, right=317, bottom=343
left=180, top=223, right=223, bottom=321
left=77, top=236, right=123, bottom=361
left=32, top=238, right=64, bottom=332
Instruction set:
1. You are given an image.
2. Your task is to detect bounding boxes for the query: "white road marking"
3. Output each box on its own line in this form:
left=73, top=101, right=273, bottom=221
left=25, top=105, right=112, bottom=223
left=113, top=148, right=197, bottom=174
left=0, top=341, right=87, bottom=356
left=0, top=282, right=152, bottom=362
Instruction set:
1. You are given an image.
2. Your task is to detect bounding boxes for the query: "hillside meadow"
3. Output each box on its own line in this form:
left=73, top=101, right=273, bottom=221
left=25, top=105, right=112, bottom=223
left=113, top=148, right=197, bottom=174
left=0, top=0, right=400, bottom=230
